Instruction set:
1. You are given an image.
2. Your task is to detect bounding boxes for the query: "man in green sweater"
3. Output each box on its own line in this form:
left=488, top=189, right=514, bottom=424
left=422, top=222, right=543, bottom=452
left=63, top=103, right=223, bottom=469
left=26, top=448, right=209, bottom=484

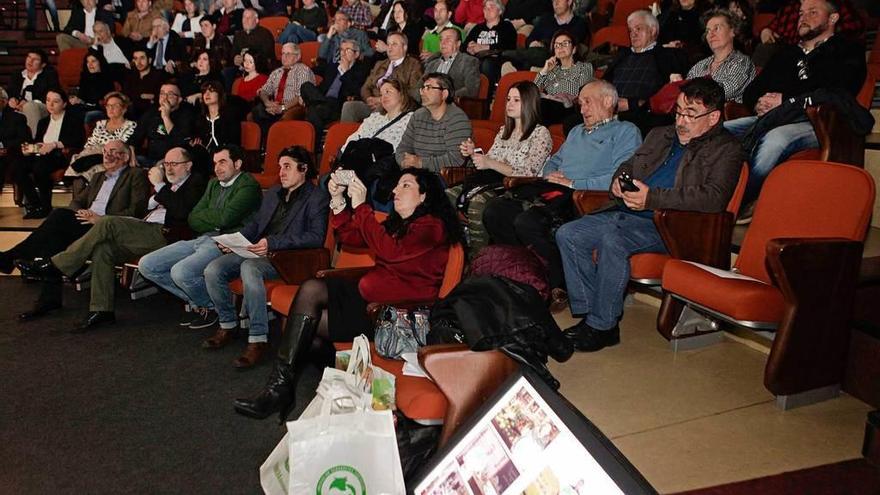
left=138, top=145, right=262, bottom=329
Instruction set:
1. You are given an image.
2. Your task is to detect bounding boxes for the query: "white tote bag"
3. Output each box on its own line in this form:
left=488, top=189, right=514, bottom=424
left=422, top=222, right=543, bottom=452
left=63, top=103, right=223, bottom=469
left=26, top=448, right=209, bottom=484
left=287, top=408, right=406, bottom=495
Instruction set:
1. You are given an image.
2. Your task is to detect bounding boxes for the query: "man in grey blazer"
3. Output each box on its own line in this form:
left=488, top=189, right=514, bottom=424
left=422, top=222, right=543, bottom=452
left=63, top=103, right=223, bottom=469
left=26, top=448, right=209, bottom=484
left=412, top=27, right=480, bottom=102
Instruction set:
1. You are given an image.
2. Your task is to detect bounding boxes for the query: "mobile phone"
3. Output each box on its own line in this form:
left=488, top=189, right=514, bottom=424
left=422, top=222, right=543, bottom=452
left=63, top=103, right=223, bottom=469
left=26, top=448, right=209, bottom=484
left=473, top=147, right=484, bottom=155
left=618, top=172, right=640, bottom=193
left=335, top=169, right=356, bottom=186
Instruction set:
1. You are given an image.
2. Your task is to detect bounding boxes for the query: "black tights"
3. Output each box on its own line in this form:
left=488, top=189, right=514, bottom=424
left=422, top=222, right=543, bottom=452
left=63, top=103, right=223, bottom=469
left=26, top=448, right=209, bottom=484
left=290, top=278, right=332, bottom=355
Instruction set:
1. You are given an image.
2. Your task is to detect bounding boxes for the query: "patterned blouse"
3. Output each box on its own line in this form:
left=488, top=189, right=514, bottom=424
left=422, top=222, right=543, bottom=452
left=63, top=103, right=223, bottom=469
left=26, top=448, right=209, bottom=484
left=534, top=61, right=594, bottom=99
left=84, top=119, right=138, bottom=150
left=488, top=124, right=553, bottom=177
left=342, top=111, right=414, bottom=152
left=687, top=50, right=756, bottom=103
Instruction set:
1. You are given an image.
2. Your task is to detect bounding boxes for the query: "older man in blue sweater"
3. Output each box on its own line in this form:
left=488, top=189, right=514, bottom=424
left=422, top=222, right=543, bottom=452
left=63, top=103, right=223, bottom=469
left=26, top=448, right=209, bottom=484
left=483, top=80, right=641, bottom=304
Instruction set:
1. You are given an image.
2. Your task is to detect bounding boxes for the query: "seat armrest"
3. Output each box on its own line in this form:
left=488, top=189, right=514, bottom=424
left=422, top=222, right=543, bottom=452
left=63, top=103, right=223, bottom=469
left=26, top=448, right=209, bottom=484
left=654, top=209, right=734, bottom=268
left=572, top=190, right=611, bottom=216
left=441, top=166, right=475, bottom=187
left=763, top=237, right=863, bottom=395
left=805, top=104, right=865, bottom=167
left=269, top=248, right=331, bottom=284
left=315, top=266, right=371, bottom=281
left=419, top=344, right=519, bottom=447
left=503, top=176, right=541, bottom=189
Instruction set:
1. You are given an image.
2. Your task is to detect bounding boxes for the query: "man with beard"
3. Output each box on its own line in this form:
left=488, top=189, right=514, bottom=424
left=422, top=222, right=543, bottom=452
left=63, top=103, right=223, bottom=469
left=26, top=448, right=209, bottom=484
left=723, top=0, right=866, bottom=214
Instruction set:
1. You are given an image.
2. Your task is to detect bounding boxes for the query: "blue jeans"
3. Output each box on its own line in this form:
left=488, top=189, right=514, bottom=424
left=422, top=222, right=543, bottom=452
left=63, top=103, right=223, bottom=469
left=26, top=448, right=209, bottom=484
left=204, top=254, right=280, bottom=343
left=724, top=116, right=818, bottom=204
left=556, top=211, right=666, bottom=331
left=26, top=0, right=59, bottom=30
left=278, top=23, right=317, bottom=44
left=138, top=235, right=222, bottom=309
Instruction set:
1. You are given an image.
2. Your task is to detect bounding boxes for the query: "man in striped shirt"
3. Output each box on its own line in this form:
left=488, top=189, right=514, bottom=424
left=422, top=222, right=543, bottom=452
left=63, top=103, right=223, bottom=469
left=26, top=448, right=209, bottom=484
left=395, top=72, right=472, bottom=173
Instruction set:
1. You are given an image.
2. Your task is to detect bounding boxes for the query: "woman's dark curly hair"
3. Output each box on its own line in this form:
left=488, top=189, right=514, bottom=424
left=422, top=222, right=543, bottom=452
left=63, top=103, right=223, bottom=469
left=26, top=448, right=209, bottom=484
left=383, top=167, right=463, bottom=245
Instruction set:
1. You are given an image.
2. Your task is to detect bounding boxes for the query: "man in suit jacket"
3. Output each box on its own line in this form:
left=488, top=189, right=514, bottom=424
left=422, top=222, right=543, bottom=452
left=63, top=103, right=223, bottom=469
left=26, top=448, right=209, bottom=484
left=18, top=147, right=209, bottom=333
left=0, top=89, right=31, bottom=194
left=302, top=39, right=370, bottom=148
left=4, top=141, right=150, bottom=318
left=56, top=0, right=116, bottom=51
left=146, top=17, right=187, bottom=74
left=203, top=146, right=329, bottom=369
left=413, top=27, right=480, bottom=102
left=340, top=32, right=423, bottom=122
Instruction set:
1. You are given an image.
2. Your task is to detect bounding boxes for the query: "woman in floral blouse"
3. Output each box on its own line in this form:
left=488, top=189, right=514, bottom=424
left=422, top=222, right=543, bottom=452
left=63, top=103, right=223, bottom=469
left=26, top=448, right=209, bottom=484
left=454, top=80, right=552, bottom=256
left=65, top=92, right=137, bottom=187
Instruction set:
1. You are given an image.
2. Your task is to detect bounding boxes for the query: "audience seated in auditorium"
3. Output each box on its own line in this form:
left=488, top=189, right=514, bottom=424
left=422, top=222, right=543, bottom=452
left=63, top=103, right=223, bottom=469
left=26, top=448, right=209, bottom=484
left=250, top=42, right=316, bottom=138
left=56, top=0, right=116, bottom=51
left=91, top=21, right=130, bottom=75
left=70, top=51, right=117, bottom=124
left=317, top=11, right=375, bottom=68
left=754, top=0, right=862, bottom=65
left=3, top=141, right=149, bottom=319
left=138, top=145, right=261, bottom=332
left=228, top=9, right=276, bottom=82
left=147, top=18, right=187, bottom=75
left=180, top=50, right=223, bottom=103
left=337, top=0, right=373, bottom=31
left=214, top=0, right=244, bottom=37
left=669, top=8, right=755, bottom=103
left=16, top=89, right=86, bottom=220
left=724, top=0, right=866, bottom=215
left=416, top=27, right=480, bottom=101
left=461, top=0, right=517, bottom=85
left=420, top=0, right=462, bottom=62
left=203, top=146, right=329, bottom=368
left=279, top=0, right=328, bottom=44
left=5, top=49, right=61, bottom=136
left=375, top=1, right=423, bottom=58
left=193, top=81, right=242, bottom=152
left=0, top=89, right=31, bottom=198
left=342, top=32, right=422, bottom=122
left=171, top=0, right=205, bottom=42
left=193, top=16, right=234, bottom=69
left=121, top=0, right=162, bottom=45
left=658, top=0, right=710, bottom=64
left=602, top=9, right=688, bottom=135
left=233, top=167, right=461, bottom=420
left=534, top=29, right=594, bottom=126
left=503, top=0, right=589, bottom=71
left=342, top=78, right=417, bottom=152
left=302, top=39, right=371, bottom=147
left=123, top=49, right=168, bottom=119
left=66, top=92, right=138, bottom=189
left=396, top=72, right=472, bottom=173
left=482, top=80, right=641, bottom=307
left=17, top=147, right=207, bottom=333
left=131, top=82, right=199, bottom=166
left=235, top=52, right=270, bottom=103
left=453, top=80, right=553, bottom=257
left=556, top=78, right=743, bottom=352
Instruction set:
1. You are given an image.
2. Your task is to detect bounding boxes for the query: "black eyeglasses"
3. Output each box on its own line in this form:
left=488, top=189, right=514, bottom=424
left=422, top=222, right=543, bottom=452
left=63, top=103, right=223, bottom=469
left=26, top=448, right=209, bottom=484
left=420, top=84, right=444, bottom=91
left=673, top=108, right=716, bottom=121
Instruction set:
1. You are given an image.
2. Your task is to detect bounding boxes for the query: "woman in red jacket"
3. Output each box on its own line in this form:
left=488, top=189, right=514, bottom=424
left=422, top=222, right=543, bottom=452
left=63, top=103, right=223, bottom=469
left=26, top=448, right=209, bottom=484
left=234, top=168, right=462, bottom=421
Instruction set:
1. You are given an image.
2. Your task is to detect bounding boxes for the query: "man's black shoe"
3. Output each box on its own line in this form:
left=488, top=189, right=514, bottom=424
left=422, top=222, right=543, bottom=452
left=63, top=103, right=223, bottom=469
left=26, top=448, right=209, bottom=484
left=23, top=207, right=50, bottom=219
left=18, top=301, right=62, bottom=321
left=0, top=252, right=13, bottom=274
left=15, top=258, right=63, bottom=282
left=71, top=311, right=116, bottom=333
left=563, top=320, right=620, bottom=352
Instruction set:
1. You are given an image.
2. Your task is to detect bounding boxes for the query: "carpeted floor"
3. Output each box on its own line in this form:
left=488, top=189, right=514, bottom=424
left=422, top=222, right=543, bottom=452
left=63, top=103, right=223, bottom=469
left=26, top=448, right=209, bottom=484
left=0, top=277, right=320, bottom=494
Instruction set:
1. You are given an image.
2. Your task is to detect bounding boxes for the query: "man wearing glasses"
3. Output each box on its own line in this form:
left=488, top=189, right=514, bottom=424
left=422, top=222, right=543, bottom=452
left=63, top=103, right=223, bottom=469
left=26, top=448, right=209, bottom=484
left=131, top=83, right=198, bottom=167
left=395, top=72, right=471, bottom=172
left=4, top=141, right=150, bottom=320
left=17, top=147, right=208, bottom=333
left=556, top=78, right=743, bottom=353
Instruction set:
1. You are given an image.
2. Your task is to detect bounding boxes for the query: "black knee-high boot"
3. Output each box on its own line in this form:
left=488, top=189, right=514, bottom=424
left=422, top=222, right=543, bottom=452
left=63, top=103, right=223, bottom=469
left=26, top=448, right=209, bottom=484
left=233, top=313, right=318, bottom=421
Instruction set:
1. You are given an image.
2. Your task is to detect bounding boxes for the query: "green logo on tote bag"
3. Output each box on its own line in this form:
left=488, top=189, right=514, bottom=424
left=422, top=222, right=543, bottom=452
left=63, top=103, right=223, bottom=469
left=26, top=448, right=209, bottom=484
left=316, top=465, right=366, bottom=495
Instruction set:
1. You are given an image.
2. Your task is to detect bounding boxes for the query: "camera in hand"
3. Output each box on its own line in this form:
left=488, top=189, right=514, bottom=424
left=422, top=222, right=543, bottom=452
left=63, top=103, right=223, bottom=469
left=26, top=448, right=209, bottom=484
left=335, top=169, right=356, bottom=186
left=618, top=172, right=640, bottom=193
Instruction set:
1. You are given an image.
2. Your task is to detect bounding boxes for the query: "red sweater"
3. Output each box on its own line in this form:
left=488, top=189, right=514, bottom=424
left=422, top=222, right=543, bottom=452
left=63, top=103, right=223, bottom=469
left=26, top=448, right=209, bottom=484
left=331, top=205, right=450, bottom=304
left=454, top=0, right=485, bottom=25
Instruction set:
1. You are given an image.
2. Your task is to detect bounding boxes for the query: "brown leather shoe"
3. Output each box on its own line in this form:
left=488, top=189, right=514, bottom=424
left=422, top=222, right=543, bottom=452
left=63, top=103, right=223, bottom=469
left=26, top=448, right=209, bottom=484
left=549, top=288, right=569, bottom=313
left=233, top=342, right=269, bottom=369
left=202, top=328, right=238, bottom=349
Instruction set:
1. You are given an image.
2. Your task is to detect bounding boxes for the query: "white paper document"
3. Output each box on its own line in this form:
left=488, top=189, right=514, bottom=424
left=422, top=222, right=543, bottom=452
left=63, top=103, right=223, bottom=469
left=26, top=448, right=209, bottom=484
left=401, top=352, right=431, bottom=379
left=680, top=261, right=764, bottom=283
left=211, top=232, right=259, bottom=259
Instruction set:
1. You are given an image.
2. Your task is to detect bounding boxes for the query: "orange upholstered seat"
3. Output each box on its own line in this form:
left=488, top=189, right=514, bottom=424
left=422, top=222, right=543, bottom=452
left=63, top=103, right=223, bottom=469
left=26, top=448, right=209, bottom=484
left=252, top=121, right=316, bottom=189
